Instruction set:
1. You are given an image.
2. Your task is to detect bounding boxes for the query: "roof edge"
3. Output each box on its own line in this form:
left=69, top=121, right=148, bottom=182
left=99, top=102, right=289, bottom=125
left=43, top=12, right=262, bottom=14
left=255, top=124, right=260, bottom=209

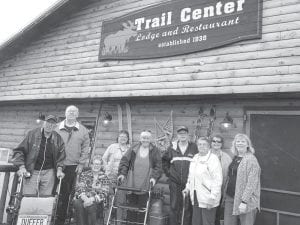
left=0, top=0, right=89, bottom=62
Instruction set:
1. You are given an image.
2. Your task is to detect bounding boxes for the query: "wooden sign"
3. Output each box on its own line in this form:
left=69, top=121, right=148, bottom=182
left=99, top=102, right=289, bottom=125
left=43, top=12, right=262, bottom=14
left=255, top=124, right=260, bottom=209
left=0, top=148, right=10, bottom=164
left=99, top=0, right=262, bottom=60
left=17, top=215, right=48, bottom=225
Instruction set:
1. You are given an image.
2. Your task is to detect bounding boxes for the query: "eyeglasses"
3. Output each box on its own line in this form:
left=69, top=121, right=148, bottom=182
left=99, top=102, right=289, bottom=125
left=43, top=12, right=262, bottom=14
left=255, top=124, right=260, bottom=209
left=212, top=140, right=222, bottom=143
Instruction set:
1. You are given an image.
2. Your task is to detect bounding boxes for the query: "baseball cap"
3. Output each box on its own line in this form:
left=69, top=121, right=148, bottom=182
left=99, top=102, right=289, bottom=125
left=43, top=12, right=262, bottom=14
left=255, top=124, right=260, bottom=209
left=45, top=115, right=58, bottom=124
left=177, top=126, right=189, bottom=133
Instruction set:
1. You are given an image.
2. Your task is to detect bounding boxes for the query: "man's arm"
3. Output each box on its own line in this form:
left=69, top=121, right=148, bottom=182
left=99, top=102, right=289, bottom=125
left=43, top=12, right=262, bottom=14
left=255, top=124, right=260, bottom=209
left=56, top=135, right=66, bottom=169
left=162, top=148, right=172, bottom=177
left=118, top=148, right=132, bottom=177
left=12, top=131, right=30, bottom=168
left=77, top=127, right=91, bottom=173
left=56, top=135, right=66, bottom=178
left=150, top=146, right=162, bottom=182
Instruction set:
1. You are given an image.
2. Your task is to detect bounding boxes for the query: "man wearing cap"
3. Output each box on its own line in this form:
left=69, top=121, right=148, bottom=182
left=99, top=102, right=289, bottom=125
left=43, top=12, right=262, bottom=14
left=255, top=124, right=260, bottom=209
left=12, top=115, right=66, bottom=196
left=162, top=126, right=198, bottom=225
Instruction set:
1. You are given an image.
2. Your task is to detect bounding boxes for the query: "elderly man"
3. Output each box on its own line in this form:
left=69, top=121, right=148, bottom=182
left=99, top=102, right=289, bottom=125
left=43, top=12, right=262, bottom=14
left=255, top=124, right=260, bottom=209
left=55, top=105, right=90, bottom=225
left=162, top=126, right=198, bottom=225
left=12, top=115, right=65, bottom=196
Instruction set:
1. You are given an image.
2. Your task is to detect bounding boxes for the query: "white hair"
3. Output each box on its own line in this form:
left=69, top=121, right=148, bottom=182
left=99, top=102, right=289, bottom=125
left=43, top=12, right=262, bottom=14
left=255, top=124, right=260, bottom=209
left=65, top=105, right=79, bottom=117
left=140, top=130, right=152, bottom=137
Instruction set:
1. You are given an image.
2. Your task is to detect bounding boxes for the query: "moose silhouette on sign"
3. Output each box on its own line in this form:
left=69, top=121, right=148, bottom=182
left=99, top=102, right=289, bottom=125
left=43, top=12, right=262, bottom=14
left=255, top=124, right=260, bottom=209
left=101, top=20, right=137, bottom=55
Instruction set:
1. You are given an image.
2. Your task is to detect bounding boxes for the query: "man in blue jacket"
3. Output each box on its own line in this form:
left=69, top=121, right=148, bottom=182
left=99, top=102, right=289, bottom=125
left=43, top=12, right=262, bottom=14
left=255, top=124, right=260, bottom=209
left=162, top=126, right=198, bottom=225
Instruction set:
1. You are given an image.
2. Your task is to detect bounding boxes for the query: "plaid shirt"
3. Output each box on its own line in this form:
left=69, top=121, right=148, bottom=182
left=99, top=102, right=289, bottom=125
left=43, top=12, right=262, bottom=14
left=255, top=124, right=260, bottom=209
left=75, top=168, right=110, bottom=207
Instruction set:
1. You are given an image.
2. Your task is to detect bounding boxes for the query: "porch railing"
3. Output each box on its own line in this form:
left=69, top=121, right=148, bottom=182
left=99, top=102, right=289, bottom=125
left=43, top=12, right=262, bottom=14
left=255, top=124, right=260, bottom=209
left=0, top=165, right=18, bottom=225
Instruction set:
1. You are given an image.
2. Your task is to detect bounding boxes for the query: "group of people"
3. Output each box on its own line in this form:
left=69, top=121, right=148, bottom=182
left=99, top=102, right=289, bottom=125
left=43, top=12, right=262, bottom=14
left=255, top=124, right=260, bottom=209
left=163, top=127, right=261, bottom=225
left=12, top=105, right=92, bottom=225
left=11, top=104, right=261, bottom=225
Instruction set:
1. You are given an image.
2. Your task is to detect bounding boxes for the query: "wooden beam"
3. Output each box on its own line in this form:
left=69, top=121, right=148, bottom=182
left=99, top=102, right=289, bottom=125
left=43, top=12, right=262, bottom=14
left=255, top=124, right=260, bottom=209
left=117, top=104, right=123, bottom=131
left=126, top=103, right=132, bottom=145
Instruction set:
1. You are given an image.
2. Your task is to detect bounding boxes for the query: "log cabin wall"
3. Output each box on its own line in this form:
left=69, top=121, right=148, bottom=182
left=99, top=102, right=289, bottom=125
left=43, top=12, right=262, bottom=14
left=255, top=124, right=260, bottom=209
left=0, top=0, right=299, bottom=101
left=1, top=97, right=300, bottom=207
left=1, top=97, right=300, bottom=157
left=0, top=0, right=299, bottom=223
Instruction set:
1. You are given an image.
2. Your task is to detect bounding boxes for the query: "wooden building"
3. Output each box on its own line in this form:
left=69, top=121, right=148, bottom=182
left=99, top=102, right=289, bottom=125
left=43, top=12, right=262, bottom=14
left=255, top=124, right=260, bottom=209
left=0, top=0, right=299, bottom=224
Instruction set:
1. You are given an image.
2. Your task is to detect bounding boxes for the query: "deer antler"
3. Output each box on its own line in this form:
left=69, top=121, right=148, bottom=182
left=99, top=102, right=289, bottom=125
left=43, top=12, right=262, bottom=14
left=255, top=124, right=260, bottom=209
left=122, top=22, right=129, bottom=29
left=127, top=20, right=136, bottom=29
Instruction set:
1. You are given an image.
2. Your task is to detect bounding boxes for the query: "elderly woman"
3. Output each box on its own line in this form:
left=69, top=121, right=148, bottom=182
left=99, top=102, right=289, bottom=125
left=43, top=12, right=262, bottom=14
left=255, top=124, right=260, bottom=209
left=210, top=135, right=232, bottom=225
left=183, top=137, right=223, bottom=225
left=118, top=130, right=162, bottom=224
left=73, top=155, right=110, bottom=225
left=224, top=133, right=261, bottom=225
left=102, top=130, right=130, bottom=223
left=102, top=130, right=130, bottom=181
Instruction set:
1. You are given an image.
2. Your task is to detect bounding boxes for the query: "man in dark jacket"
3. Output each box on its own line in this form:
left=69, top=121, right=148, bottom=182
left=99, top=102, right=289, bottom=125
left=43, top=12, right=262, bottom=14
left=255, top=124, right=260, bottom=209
left=12, top=115, right=65, bottom=196
left=162, top=126, right=198, bottom=225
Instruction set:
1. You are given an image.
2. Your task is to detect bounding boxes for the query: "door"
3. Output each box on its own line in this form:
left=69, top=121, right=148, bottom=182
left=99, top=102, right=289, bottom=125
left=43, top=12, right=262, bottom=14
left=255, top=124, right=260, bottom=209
left=246, top=111, right=300, bottom=225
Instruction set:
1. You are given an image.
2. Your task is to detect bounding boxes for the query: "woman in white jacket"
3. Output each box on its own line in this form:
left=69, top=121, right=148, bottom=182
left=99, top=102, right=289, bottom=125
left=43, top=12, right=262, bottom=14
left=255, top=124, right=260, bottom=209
left=183, top=137, right=223, bottom=225
left=102, top=130, right=130, bottom=181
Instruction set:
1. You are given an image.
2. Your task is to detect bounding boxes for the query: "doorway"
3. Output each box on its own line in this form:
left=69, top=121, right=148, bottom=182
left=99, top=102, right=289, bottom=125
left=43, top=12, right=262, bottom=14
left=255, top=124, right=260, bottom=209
left=245, top=110, right=300, bottom=225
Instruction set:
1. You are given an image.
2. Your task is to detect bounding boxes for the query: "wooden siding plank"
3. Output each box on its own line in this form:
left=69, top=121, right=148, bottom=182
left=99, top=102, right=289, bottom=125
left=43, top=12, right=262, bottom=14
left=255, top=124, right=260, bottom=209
left=1, top=36, right=299, bottom=79
left=1, top=48, right=299, bottom=85
left=0, top=0, right=299, bottom=101
left=2, top=74, right=300, bottom=95
left=0, top=82, right=300, bottom=101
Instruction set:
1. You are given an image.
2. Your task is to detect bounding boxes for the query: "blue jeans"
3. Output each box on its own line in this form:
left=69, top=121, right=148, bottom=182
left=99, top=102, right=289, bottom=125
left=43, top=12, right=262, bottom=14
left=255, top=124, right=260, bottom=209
left=23, top=169, right=55, bottom=196
left=192, top=206, right=217, bottom=225
left=169, top=181, right=192, bottom=225
left=224, top=195, right=257, bottom=225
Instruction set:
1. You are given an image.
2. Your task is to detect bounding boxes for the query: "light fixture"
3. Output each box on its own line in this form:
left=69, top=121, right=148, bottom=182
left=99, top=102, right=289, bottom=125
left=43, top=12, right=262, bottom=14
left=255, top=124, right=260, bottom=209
left=220, top=112, right=234, bottom=130
left=36, top=112, right=45, bottom=124
left=102, top=112, right=112, bottom=126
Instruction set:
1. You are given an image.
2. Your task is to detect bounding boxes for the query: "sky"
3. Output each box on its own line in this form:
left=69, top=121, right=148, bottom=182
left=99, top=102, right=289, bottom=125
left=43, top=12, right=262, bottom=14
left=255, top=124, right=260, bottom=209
left=0, top=0, right=60, bottom=46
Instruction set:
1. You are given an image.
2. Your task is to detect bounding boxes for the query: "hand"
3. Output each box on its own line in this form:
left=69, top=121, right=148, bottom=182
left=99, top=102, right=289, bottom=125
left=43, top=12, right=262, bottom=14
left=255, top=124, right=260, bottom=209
left=207, top=204, right=214, bottom=209
left=117, top=175, right=125, bottom=184
left=80, top=193, right=88, bottom=201
left=83, top=197, right=94, bottom=208
left=56, top=168, right=65, bottom=179
left=207, top=195, right=216, bottom=206
left=75, top=164, right=84, bottom=174
left=182, top=188, right=189, bottom=196
left=238, top=202, right=247, bottom=214
left=150, top=178, right=156, bottom=187
left=17, top=166, right=27, bottom=177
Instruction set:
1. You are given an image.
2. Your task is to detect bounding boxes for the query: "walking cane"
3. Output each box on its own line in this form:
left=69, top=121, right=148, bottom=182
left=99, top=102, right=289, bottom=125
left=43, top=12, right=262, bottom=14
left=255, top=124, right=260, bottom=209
left=181, top=192, right=186, bottom=225
left=52, top=177, right=62, bottom=225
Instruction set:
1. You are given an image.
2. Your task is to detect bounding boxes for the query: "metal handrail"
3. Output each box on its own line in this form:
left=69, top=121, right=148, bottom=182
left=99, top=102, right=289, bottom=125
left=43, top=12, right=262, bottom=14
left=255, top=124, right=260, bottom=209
left=0, top=164, right=18, bottom=224
left=261, top=187, right=300, bottom=196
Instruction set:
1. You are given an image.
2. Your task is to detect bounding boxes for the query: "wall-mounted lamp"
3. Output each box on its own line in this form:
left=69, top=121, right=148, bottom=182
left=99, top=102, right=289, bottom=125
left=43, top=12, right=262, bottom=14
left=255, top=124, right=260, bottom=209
left=36, top=112, right=45, bottom=124
left=102, top=112, right=112, bottom=127
left=220, top=112, right=234, bottom=130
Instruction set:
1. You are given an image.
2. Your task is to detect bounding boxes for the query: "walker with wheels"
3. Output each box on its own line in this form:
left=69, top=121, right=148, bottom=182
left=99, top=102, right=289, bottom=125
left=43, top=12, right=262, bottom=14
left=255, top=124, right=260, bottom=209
left=106, top=183, right=153, bottom=225
left=6, top=173, right=62, bottom=225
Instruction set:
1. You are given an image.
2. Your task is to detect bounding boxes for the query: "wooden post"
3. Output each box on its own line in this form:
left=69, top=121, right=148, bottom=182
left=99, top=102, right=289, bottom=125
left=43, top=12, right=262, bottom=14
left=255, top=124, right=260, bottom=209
left=117, top=104, right=123, bottom=131
left=5, top=174, right=18, bottom=224
left=89, top=103, right=103, bottom=163
left=0, top=172, right=10, bottom=223
left=126, top=103, right=133, bottom=144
